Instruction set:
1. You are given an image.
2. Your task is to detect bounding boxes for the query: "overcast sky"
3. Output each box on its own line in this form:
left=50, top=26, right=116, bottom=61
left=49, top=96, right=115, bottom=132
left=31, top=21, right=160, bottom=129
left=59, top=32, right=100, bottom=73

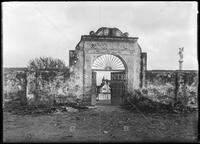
left=3, top=2, right=198, bottom=70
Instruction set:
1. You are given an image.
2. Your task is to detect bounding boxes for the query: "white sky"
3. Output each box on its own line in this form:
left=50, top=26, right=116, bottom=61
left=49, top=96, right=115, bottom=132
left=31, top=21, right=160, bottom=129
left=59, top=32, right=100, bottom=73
left=3, top=2, right=198, bottom=70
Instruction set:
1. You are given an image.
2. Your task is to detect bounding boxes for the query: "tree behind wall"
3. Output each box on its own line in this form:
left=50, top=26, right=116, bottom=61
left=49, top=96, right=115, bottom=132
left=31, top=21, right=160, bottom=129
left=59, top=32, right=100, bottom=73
left=27, top=57, right=67, bottom=70
left=27, top=57, right=68, bottom=105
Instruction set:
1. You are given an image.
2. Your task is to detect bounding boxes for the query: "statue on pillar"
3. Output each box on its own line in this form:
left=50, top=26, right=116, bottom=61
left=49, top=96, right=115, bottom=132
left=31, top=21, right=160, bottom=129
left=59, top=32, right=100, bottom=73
left=179, top=47, right=184, bottom=62
left=178, top=47, right=184, bottom=70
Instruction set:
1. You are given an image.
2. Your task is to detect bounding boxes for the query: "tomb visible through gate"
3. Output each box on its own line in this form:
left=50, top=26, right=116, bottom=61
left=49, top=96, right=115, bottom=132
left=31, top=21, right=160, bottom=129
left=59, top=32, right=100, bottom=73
left=92, top=54, right=126, bottom=105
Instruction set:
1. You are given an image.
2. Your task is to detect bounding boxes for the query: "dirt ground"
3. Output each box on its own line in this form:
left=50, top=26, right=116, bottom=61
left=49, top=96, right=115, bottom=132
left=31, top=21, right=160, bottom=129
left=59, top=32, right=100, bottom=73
left=3, top=104, right=198, bottom=142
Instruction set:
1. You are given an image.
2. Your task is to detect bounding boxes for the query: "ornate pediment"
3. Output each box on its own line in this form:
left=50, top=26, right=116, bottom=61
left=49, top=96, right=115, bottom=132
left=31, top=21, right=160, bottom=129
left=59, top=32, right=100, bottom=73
left=89, top=27, right=129, bottom=37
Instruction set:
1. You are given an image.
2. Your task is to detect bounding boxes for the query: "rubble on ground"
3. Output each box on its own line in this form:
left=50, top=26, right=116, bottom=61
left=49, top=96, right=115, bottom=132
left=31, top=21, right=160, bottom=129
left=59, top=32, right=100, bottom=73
left=124, top=90, right=197, bottom=114
left=3, top=102, right=90, bottom=115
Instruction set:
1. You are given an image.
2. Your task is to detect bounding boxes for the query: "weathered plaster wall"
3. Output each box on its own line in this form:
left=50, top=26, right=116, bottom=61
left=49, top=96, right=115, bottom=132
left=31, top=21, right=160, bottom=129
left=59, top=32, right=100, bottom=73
left=3, top=67, right=85, bottom=106
left=3, top=68, right=27, bottom=106
left=176, top=71, right=198, bottom=107
left=145, top=70, right=198, bottom=107
left=145, top=70, right=176, bottom=105
left=3, top=67, right=198, bottom=107
left=26, top=69, right=74, bottom=105
left=69, top=42, right=85, bottom=100
left=140, top=52, right=147, bottom=88
left=69, top=41, right=88, bottom=104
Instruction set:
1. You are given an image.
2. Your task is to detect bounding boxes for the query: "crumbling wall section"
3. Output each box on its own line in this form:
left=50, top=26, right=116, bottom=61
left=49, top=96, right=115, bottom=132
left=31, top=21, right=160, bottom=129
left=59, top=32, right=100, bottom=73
left=3, top=68, right=27, bottom=107
left=145, top=70, right=176, bottom=105
left=145, top=70, right=198, bottom=108
left=176, top=71, right=198, bottom=108
left=4, top=67, right=198, bottom=107
left=68, top=41, right=87, bottom=104
left=26, top=69, right=72, bottom=105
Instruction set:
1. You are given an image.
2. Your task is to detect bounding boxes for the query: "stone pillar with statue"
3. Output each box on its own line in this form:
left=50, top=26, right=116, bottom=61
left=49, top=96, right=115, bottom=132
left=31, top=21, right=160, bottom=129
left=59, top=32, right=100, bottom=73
left=178, top=47, right=184, bottom=70
left=174, top=47, right=188, bottom=109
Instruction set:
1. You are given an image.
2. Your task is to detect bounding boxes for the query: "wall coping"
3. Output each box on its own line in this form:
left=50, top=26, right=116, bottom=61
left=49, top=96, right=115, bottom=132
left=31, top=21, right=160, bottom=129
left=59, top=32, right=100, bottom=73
left=3, top=67, right=27, bottom=71
left=146, top=70, right=198, bottom=73
left=3, top=67, right=69, bottom=72
left=4, top=67, right=198, bottom=73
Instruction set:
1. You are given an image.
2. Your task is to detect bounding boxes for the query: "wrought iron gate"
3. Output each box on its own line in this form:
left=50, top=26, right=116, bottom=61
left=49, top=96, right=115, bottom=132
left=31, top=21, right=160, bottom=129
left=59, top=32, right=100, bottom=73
left=110, top=71, right=126, bottom=105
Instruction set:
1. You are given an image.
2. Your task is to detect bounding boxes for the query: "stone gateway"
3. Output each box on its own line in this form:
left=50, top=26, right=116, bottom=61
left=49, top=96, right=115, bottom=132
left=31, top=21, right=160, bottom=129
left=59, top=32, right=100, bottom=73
left=69, top=27, right=147, bottom=105
left=3, top=28, right=197, bottom=108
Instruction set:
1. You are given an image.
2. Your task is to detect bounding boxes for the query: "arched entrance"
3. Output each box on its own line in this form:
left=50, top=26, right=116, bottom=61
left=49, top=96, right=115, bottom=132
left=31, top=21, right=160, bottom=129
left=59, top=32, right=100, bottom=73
left=91, top=54, right=128, bottom=105
left=69, top=27, right=147, bottom=106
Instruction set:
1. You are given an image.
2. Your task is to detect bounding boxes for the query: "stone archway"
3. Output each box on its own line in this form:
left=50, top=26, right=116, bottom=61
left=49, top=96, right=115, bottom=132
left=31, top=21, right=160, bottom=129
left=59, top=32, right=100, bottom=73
left=91, top=54, right=128, bottom=105
left=69, top=27, right=147, bottom=106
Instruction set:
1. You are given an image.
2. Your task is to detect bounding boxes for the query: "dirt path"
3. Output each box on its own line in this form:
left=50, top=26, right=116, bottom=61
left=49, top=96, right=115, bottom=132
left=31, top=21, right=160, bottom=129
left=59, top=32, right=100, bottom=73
left=3, top=105, right=198, bottom=142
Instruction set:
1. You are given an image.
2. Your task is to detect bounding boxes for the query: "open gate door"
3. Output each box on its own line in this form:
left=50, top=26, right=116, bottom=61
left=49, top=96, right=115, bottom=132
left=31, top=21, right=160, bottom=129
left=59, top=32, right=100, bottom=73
left=91, top=71, right=97, bottom=105
left=110, top=71, right=126, bottom=105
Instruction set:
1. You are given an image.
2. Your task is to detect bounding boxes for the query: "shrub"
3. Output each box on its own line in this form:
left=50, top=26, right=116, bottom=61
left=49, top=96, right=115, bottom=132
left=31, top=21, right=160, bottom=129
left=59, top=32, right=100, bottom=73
left=125, top=89, right=195, bottom=113
left=27, top=57, right=67, bottom=70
